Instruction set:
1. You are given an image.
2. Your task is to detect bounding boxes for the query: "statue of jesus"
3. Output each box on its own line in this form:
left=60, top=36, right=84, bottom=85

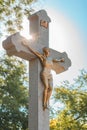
left=22, top=42, right=64, bottom=110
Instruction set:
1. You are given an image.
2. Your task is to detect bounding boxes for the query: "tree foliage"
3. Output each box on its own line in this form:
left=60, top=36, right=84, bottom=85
left=0, top=0, right=36, bottom=37
left=50, top=70, right=87, bottom=130
left=0, top=55, right=29, bottom=130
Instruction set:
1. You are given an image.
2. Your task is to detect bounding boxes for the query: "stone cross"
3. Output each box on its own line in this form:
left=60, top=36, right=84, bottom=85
left=2, top=10, right=71, bottom=130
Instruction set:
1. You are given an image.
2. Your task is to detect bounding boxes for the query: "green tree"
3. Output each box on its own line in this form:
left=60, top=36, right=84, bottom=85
left=50, top=70, right=87, bottom=130
left=0, top=0, right=36, bottom=37
left=0, top=55, right=29, bottom=130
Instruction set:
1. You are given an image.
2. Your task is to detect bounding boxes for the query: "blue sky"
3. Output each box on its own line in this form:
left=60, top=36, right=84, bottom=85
left=45, top=0, right=87, bottom=48
left=46, top=0, right=87, bottom=21
left=45, top=0, right=87, bottom=43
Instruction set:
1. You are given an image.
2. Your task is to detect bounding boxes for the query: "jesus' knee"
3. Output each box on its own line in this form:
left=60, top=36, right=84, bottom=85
left=48, top=86, right=53, bottom=92
left=44, top=87, right=48, bottom=94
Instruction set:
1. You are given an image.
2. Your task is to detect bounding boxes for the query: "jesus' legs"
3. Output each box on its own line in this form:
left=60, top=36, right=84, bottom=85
left=41, top=75, right=49, bottom=110
left=46, top=77, right=53, bottom=108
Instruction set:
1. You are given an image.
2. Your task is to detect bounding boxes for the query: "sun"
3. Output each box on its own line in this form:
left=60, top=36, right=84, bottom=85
left=20, top=17, right=33, bottom=40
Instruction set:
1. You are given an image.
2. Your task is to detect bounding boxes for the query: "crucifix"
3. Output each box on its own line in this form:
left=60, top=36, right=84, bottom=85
left=2, top=10, right=71, bottom=130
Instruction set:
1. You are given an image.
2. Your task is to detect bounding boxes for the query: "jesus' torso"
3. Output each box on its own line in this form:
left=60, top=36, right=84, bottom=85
left=41, top=57, right=53, bottom=78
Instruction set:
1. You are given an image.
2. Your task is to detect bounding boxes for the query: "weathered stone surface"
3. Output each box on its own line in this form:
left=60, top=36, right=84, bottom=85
left=49, top=49, right=71, bottom=74
left=2, top=32, right=36, bottom=60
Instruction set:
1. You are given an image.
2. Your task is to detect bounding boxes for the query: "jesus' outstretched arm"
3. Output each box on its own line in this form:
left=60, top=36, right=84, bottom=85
left=22, top=41, right=44, bottom=61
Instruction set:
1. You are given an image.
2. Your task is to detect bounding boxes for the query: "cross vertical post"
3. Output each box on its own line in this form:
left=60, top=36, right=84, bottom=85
left=28, top=10, right=51, bottom=130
